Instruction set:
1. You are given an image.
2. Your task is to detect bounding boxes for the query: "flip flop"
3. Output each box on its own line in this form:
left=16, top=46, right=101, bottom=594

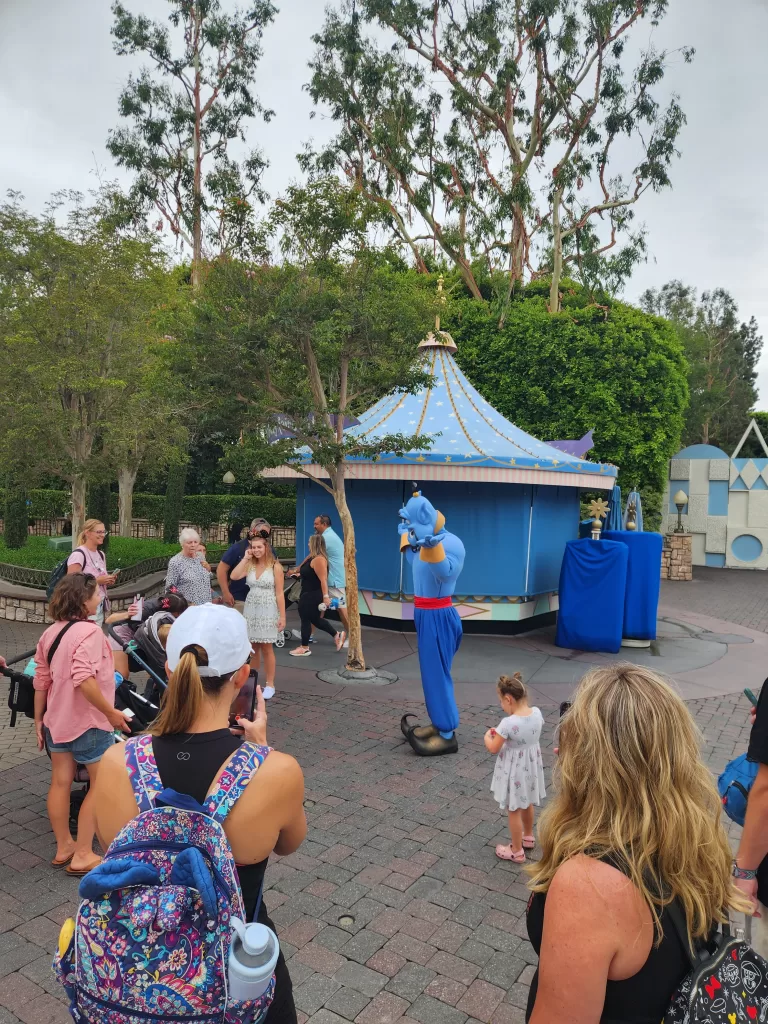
left=51, top=852, right=74, bottom=868
left=335, top=631, right=347, bottom=652
left=66, top=858, right=102, bottom=877
left=495, top=844, right=526, bottom=863
left=522, top=835, right=536, bottom=850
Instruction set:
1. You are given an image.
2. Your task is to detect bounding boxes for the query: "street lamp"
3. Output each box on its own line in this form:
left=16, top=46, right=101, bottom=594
left=222, top=471, right=235, bottom=488
left=673, top=490, right=688, bottom=533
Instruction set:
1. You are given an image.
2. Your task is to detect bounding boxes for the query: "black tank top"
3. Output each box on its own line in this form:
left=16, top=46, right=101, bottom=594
left=525, top=860, right=690, bottom=1023
left=299, top=558, right=322, bottom=593
left=152, top=730, right=267, bottom=918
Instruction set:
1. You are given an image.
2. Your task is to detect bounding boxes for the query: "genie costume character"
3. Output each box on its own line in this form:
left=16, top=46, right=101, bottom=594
left=398, top=491, right=465, bottom=756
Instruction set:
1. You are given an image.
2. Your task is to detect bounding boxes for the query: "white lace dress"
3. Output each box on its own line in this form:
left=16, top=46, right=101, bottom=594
left=243, top=566, right=279, bottom=644
left=490, top=708, right=546, bottom=812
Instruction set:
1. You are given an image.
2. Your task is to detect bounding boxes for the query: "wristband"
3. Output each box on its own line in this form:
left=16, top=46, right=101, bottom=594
left=733, top=864, right=757, bottom=880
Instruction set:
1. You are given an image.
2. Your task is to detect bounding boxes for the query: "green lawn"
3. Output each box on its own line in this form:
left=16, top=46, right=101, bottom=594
left=0, top=536, right=227, bottom=570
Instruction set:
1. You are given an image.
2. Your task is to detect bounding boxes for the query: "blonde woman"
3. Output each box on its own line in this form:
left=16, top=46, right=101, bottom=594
left=165, top=528, right=212, bottom=605
left=290, top=534, right=346, bottom=656
left=525, top=664, right=750, bottom=1024
left=230, top=535, right=286, bottom=700
left=66, top=519, right=117, bottom=624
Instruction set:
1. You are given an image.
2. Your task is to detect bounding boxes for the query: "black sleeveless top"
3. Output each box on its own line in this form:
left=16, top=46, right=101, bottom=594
left=152, top=730, right=296, bottom=1024
left=525, top=860, right=690, bottom=1024
left=299, top=558, right=322, bottom=594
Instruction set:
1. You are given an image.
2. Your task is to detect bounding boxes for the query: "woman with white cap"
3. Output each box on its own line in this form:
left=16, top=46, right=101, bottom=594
left=92, top=605, right=306, bottom=1023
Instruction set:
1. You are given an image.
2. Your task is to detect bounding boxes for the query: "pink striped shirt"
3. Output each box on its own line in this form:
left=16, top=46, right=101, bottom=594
left=33, top=620, right=115, bottom=743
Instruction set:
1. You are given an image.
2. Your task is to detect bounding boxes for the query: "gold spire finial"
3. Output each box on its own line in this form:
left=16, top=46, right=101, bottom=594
left=417, top=275, right=457, bottom=352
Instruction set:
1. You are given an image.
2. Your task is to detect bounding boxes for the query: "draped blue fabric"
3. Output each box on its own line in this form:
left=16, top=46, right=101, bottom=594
left=603, top=531, right=662, bottom=640
left=556, top=539, right=628, bottom=653
left=607, top=485, right=623, bottom=531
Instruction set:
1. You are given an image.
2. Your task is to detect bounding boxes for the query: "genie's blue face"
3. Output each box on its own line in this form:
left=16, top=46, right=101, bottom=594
left=399, top=495, right=438, bottom=546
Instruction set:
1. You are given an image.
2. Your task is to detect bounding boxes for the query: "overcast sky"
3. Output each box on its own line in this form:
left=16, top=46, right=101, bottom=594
left=2, top=0, right=768, bottom=404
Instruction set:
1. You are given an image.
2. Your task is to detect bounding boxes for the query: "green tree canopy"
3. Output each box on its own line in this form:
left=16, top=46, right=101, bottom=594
left=450, top=282, right=689, bottom=492
left=641, top=281, right=762, bottom=452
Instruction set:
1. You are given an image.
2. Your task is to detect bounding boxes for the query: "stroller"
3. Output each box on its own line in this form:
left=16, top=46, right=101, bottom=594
left=274, top=574, right=302, bottom=647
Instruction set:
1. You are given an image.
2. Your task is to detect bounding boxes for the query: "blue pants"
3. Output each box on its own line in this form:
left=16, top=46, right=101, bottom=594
left=414, top=605, right=463, bottom=734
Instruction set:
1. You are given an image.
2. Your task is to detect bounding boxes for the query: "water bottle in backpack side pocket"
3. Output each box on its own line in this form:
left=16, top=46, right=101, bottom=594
left=228, top=918, right=280, bottom=1002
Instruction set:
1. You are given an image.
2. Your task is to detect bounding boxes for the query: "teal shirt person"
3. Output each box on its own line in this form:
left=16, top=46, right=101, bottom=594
left=322, top=527, right=345, bottom=588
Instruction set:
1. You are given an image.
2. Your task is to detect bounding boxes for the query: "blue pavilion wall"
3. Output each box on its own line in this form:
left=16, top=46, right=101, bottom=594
left=295, top=479, right=579, bottom=622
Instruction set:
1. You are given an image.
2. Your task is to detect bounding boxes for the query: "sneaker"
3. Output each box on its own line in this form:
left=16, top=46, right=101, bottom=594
left=289, top=647, right=312, bottom=657
left=342, top=639, right=349, bottom=649
left=262, top=686, right=275, bottom=699
left=292, top=630, right=315, bottom=643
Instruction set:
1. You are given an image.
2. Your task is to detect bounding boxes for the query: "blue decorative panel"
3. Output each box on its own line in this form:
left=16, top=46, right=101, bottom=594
left=705, top=553, right=726, bottom=567
left=668, top=481, right=689, bottom=513
left=730, top=477, right=748, bottom=491
left=732, top=534, right=764, bottom=563
left=752, top=476, right=768, bottom=491
left=707, top=480, right=729, bottom=515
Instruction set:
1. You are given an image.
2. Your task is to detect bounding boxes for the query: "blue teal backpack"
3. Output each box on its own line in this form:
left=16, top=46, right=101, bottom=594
left=718, top=752, right=759, bottom=827
left=54, top=733, right=275, bottom=1023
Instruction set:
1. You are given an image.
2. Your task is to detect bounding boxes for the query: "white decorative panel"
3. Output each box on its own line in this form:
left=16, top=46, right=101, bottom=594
left=741, top=460, right=760, bottom=489
left=748, top=491, right=768, bottom=528
left=691, top=532, right=706, bottom=566
left=670, top=459, right=690, bottom=480
left=688, top=461, right=710, bottom=496
left=709, top=459, right=730, bottom=480
left=728, top=490, right=749, bottom=529
left=726, top=526, right=768, bottom=569
left=686, top=494, right=708, bottom=534
left=705, top=516, right=727, bottom=553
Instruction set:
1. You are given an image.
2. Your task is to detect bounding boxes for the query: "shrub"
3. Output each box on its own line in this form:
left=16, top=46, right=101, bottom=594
left=0, top=536, right=226, bottom=571
left=163, top=465, right=187, bottom=544
left=4, top=481, right=28, bottom=549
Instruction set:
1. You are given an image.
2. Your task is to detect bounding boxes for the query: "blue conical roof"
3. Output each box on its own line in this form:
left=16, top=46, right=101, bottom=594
left=346, top=341, right=616, bottom=478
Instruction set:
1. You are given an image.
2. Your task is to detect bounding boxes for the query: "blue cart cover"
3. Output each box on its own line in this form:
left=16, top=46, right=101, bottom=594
left=556, top=538, right=628, bottom=653
left=603, top=531, right=662, bottom=641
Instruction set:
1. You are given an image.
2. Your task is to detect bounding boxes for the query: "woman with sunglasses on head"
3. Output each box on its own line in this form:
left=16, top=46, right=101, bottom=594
left=66, top=519, right=117, bottom=625
left=93, top=605, right=307, bottom=1024
left=230, top=535, right=285, bottom=700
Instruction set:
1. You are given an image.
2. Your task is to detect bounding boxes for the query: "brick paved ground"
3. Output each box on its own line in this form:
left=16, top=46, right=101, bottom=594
left=661, top=565, right=768, bottom=633
left=0, top=687, right=753, bottom=1024
left=0, top=569, right=760, bottom=1023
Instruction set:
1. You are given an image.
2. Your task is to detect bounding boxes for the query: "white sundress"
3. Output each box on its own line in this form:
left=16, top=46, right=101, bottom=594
left=490, top=708, right=546, bottom=812
left=243, top=566, right=279, bottom=644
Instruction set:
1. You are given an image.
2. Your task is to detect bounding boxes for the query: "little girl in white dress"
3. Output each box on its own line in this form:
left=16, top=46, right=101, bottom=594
left=484, top=672, right=546, bottom=863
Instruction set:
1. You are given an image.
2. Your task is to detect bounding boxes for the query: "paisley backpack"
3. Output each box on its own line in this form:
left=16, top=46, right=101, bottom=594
left=664, top=908, right=768, bottom=1024
left=54, top=733, right=275, bottom=1024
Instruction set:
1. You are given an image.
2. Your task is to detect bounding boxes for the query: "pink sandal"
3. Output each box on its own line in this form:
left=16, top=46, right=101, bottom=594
left=495, top=844, right=526, bottom=863
left=335, top=631, right=347, bottom=652
left=522, top=835, right=536, bottom=850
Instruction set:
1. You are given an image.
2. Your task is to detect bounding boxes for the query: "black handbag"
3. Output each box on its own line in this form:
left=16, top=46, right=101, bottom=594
left=6, top=621, right=78, bottom=724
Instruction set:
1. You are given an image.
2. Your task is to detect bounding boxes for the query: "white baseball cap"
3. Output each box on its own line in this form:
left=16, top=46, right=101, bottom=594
left=165, top=604, right=252, bottom=678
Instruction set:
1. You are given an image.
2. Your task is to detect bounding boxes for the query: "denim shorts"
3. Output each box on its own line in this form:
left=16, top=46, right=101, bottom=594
left=45, top=727, right=115, bottom=764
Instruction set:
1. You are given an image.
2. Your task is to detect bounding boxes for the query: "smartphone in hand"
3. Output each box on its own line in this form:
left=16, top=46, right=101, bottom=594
left=745, top=688, right=759, bottom=708
left=229, top=669, right=258, bottom=733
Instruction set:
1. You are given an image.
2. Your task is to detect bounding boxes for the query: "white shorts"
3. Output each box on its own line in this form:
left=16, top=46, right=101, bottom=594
left=328, top=587, right=346, bottom=609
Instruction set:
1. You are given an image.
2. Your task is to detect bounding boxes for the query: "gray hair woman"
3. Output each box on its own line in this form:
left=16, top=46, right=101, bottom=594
left=164, top=528, right=213, bottom=605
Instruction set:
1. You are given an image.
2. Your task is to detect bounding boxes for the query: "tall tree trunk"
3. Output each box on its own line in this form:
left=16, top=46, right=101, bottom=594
left=4, top=475, right=28, bottom=549
left=71, top=477, right=87, bottom=545
left=549, top=188, right=564, bottom=314
left=331, top=467, right=365, bottom=672
left=163, top=463, right=188, bottom=544
left=191, top=5, right=203, bottom=291
left=118, top=466, right=139, bottom=538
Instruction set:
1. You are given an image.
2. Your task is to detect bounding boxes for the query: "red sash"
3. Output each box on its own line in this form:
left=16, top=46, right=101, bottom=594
left=413, top=596, right=453, bottom=609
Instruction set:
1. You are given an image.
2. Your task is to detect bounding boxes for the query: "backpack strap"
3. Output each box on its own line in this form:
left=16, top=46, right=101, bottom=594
left=124, top=734, right=164, bottom=813
left=46, top=621, right=79, bottom=666
left=203, top=742, right=271, bottom=824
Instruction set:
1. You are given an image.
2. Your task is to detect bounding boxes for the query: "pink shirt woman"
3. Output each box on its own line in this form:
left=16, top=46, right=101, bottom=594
left=33, top=574, right=131, bottom=876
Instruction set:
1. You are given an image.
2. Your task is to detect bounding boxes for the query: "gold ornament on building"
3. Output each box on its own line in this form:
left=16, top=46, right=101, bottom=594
left=588, top=498, right=609, bottom=540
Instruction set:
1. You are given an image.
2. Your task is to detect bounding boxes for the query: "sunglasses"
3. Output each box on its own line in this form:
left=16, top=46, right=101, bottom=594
left=251, top=528, right=270, bottom=538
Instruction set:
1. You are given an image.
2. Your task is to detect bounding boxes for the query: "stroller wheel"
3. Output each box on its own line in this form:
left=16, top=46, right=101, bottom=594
left=274, top=633, right=285, bottom=648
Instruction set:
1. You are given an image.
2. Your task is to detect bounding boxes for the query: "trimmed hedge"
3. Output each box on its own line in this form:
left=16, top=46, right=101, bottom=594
left=0, top=490, right=296, bottom=529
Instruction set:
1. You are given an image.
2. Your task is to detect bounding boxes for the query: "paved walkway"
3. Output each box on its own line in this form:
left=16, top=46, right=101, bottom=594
left=0, top=567, right=761, bottom=1023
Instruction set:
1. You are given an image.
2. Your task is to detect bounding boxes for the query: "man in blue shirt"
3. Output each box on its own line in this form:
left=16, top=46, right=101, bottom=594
left=216, top=518, right=274, bottom=610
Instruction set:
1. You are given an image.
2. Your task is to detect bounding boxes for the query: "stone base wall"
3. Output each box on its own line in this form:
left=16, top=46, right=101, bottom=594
left=0, top=592, right=148, bottom=624
left=661, top=533, right=693, bottom=581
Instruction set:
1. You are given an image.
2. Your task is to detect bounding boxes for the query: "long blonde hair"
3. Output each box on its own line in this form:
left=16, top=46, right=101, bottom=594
left=527, top=664, right=749, bottom=942
left=249, top=536, right=275, bottom=568
left=309, top=534, right=327, bottom=560
left=150, top=644, right=232, bottom=737
left=77, top=518, right=104, bottom=547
